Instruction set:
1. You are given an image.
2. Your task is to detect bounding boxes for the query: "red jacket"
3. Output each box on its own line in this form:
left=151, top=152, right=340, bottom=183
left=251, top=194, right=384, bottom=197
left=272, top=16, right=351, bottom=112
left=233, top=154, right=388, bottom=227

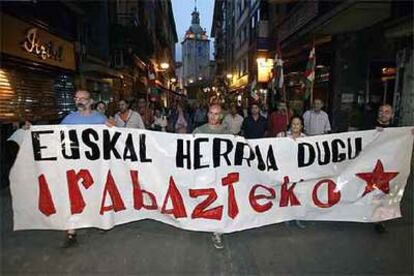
left=268, top=111, right=291, bottom=137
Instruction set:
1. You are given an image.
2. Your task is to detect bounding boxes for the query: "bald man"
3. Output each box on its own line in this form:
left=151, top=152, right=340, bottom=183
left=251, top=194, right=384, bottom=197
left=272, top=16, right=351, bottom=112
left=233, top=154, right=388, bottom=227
left=193, top=104, right=230, bottom=249
left=193, top=104, right=230, bottom=135
left=375, top=104, right=395, bottom=129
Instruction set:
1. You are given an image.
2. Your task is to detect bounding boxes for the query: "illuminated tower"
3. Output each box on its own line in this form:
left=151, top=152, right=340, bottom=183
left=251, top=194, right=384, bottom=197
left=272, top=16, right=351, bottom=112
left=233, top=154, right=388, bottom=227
left=181, top=5, right=210, bottom=88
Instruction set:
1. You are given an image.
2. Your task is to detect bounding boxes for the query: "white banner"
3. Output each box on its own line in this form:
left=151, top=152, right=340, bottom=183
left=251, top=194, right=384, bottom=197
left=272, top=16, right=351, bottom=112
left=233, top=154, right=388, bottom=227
left=10, top=126, right=413, bottom=233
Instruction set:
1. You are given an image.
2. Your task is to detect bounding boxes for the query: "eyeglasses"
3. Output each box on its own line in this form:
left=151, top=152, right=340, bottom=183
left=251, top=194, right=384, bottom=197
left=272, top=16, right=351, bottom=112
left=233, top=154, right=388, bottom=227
left=74, top=97, right=90, bottom=101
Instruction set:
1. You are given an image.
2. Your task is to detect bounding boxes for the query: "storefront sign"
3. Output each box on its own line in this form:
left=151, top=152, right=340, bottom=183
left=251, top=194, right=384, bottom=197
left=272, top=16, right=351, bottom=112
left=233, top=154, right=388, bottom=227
left=22, top=28, right=63, bottom=62
left=9, top=126, right=413, bottom=232
left=1, top=13, right=75, bottom=71
left=257, top=58, right=274, bottom=83
left=341, top=93, right=355, bottom=103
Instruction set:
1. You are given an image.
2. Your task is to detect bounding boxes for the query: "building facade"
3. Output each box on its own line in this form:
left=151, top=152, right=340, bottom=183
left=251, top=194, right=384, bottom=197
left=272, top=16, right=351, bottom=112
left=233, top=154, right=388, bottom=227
left=212, top=0, right=270, bottom=106
left=212, top=0, right=414, bottom=129
left=0, top=0, right=178, bottom=187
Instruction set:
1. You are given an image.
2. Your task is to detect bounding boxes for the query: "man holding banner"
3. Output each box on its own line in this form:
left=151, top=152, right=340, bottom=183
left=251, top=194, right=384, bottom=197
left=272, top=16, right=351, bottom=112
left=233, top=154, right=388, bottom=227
left=193, top=103, right=230, bottom=249
left=8, top=103, right=414, bottom=252
left=63, top=89, right=111, bottom=247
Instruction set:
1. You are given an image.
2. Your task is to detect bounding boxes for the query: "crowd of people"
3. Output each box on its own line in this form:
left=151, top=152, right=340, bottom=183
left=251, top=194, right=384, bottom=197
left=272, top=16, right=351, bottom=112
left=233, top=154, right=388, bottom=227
left=81, top=93, right=334, bottom=140
left=6, top=89, right=411, bottom=250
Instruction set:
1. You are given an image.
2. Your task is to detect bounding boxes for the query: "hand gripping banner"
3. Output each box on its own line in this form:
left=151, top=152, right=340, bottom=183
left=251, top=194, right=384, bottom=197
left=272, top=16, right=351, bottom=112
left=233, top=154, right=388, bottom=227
left=9, top=126, right=413, bottom=233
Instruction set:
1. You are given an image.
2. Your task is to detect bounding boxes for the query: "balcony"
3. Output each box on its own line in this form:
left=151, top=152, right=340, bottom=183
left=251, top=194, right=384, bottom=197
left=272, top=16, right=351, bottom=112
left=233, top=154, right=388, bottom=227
left=253, top=20, right=269, bottom=51
left=110, top=13, right=154, bottom=59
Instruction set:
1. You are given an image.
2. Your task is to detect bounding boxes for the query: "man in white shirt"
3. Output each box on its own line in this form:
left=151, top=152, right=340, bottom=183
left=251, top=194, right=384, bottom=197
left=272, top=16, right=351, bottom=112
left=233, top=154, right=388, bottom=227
left=114, top=99, right=145, bottom=129
left=223, top=104, right=244, bottom=135
left=303, top=99, right=331, bottom=136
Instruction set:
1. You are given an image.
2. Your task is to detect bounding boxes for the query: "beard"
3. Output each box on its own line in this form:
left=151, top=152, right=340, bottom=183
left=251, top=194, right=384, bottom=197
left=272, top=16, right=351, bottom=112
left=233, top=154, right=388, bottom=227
left=76, top=103, right=86, bottom=110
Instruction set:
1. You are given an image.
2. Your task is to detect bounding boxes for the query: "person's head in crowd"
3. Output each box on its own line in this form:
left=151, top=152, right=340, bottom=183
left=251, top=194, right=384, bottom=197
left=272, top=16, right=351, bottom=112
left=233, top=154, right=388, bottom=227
left=154, top=108, right=162, bottom=118
left=230, top=103, right=238, bottom=115
left=138, top=98, right=146, bottom=109
left=177, top=103, right=184, bottom=114
left=313, top=99, right=324, bottom=112
left=95, top=101, right=106, bottom=115
left=277, top=102, right=287, bottom=113
left=289, top=115, right=304, bottom=135
left=118, top=99, right=130, bottom=114
left=207, top=104, right=222, bottom=126
left=378, top=104, right=394, bottom=124
left=250, top=103, right=261, bottom=116
left=74, top=90, right=93, bottom=112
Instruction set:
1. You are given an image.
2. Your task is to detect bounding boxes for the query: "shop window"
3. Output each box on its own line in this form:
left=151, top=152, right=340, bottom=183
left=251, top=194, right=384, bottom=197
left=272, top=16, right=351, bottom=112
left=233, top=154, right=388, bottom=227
left=0, top=68, right=74, bottom=122
left=54, top=74, right=76, bottom=115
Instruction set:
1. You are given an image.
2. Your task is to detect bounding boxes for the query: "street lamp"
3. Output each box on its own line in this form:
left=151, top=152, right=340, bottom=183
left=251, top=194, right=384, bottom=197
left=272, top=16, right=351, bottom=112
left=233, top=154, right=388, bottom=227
left=171, top=78, right=177, bottom=83
left=160, top=62, right=170, bottom=70
left=226, top=73, right=233, bottom=79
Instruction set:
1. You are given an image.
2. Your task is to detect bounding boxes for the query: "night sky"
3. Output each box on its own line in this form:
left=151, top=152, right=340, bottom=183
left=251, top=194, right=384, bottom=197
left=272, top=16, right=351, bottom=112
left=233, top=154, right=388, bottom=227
left=171, top=0, right=214, bottom=61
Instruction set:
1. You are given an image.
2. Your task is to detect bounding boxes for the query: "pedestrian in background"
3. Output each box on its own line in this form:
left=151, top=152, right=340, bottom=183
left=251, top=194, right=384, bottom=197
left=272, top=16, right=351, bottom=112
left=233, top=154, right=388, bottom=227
left=193, top=103, right=207, bottom=129
left=260, top=103, right=269, bottom=119
left=241, top=103, right=268, bottom=139
left=137, top=98, right=154, bottom=128
left=95, top=101, right=107, bottom=116
left=171, top=103, right=192, bottom=133
left=223, top=103, right=244, bottom=135
left=114, top=99, right=145, bottom=129
left=267, top=102, right=291, bottom=137
left=303, top=98, right=331, bottom=135
left=151, top=107, right=168, bottom=132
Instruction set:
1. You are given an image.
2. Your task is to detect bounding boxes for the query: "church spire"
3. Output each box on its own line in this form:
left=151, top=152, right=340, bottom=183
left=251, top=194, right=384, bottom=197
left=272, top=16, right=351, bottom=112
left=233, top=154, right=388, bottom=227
left=191, top=3, right=200, bottom=25
left=184, top=0, right=208, bottom=40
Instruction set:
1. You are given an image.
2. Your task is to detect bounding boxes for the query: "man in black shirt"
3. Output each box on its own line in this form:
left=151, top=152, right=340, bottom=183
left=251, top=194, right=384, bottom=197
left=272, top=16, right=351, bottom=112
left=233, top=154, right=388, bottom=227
left=372, top=104, right=395, bottom=233
left=242, top=103, right=267, bottom=139
left=375, top=104, right=395, bottom=129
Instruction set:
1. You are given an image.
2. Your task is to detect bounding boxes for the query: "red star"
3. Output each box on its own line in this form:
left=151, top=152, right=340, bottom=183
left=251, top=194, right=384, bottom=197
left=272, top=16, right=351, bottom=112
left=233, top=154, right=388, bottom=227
left=355, top=160, right=399, bottom=197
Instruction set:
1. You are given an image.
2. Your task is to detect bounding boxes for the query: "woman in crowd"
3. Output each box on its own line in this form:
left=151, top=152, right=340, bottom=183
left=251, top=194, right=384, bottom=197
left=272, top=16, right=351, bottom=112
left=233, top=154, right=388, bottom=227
left=277, top=115, right=306, bottom=229
left=95, top=101, right=107, bottom=116
left=170, top=103, right=192, bottom=133
left=277, top=115, right=306, bottom=139
left=151, top=107, right=168, bottom=132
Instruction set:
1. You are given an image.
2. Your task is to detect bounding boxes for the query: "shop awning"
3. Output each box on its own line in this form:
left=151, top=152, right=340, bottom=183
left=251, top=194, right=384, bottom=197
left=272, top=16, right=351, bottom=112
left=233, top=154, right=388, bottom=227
left=315, top=1, right=391, bottom=35
left=282, top=1, right=391, bottom=48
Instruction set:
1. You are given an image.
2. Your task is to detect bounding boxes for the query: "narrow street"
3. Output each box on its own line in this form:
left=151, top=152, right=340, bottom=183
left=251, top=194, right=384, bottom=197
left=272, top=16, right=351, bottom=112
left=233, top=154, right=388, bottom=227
left=1, top=0, right=413, bottom=275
